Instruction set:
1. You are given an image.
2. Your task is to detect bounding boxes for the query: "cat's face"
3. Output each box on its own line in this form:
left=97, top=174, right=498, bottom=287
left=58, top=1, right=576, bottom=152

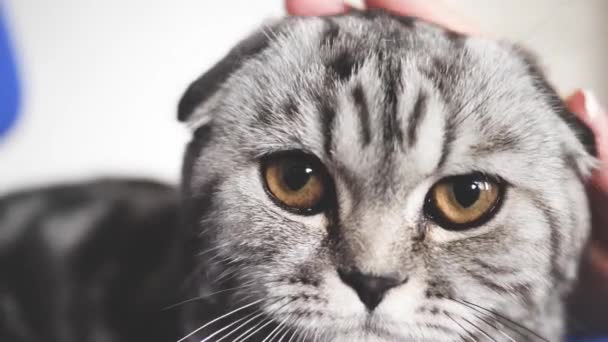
left=179, top=12, right=596, bottom=341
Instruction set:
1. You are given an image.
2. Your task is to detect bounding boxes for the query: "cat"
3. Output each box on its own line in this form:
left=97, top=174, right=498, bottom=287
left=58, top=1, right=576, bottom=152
left=0, top=9, right=599, bottom=342
left=0, top=180, right=186, bottom=341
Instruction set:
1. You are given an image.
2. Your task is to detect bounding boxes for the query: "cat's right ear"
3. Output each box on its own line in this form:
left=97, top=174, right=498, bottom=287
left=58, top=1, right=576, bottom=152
left=177, top=22, right=281, bottom=128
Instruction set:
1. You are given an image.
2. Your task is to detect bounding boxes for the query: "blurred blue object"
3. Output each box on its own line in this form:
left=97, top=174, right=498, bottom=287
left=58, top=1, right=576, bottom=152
left=0, top=4, right=20, bottom=138
left=570, top=337, right=608, bottom=342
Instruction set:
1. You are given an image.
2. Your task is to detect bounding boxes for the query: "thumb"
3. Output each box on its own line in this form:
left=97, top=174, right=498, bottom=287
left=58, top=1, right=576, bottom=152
left=566, top=89, right=608, bottom=193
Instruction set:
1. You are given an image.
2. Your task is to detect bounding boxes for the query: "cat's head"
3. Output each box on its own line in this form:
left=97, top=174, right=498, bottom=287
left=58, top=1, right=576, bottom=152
left=178, top=11, right=596, bottom=341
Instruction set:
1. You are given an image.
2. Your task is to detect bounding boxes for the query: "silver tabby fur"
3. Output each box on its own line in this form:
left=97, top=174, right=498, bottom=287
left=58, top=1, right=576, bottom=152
left=178, top=10, right=597, bottom=342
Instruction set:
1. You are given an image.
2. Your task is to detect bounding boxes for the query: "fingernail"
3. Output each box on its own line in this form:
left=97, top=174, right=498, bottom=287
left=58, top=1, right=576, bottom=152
left=344, top=0, right=366, bottom=10
left=582, top=89, right=604, bottom=121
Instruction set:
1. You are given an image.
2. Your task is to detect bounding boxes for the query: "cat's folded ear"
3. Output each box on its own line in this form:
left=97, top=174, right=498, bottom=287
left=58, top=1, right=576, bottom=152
left=511, top=45, right=598, bottom=178
left=564, top=111, right=599, bottom=179
left=177, top=21, right=282, bottom=129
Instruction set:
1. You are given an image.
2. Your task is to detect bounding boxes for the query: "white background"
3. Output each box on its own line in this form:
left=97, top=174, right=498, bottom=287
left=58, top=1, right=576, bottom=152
left=1, top=0, right=607, bottom=194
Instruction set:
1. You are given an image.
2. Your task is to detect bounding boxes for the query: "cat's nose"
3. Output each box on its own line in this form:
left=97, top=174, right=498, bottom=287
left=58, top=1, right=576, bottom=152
left=337, top=269, right=405, bottom=311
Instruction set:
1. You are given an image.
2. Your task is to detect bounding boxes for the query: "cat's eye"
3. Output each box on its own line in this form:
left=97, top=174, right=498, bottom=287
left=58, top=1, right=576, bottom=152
left=424, top=173, right=505, bottom=230
left=262, top=153, right=328, bottom=214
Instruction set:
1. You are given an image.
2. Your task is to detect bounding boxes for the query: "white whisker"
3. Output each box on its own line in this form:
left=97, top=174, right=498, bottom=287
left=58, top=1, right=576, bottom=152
left=164, top=283, right=255, bottom=310
left=271, top=323, right=289, bottom=342
left=262, top=316, right=289, bottom=342
left=238, top=318, right=275, bottom=342
left=201, top=312, right=256, bottom=342
left=232, top=317, right=269, bottom=342
left=177, top=299, right=263, bottom=342
left=287, top=328, right=298, bottom=342
left=299, top=328, right=310, bottom=342
left=277, top=326, right=291, bottom=342
left=214, top=311, right=266, bottom=342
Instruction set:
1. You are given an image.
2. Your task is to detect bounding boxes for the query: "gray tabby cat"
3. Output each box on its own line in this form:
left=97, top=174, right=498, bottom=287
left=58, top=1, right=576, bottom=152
left=0, top=9, right=598, bottom=342
left=178, top=10, right=597, bottom=342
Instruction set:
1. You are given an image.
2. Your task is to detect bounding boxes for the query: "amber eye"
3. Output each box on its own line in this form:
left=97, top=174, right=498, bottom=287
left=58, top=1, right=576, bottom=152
left=424, top=173, right=505, bottom=230
left=262, top=153, right=328, bottom=214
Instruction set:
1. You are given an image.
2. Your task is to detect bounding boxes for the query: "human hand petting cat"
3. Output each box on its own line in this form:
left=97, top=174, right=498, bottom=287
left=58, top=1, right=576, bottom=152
left=286, top=0, right=608, bottom=299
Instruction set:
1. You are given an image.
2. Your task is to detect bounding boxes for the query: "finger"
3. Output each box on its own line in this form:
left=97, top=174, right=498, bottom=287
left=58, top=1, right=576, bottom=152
left=566, top=89, right=608, bottom=193
left=285, top=0, right=348, bottom=16
left=365, top=0, right=477, bottom=34
left=567, top=90, right=608, bottom=272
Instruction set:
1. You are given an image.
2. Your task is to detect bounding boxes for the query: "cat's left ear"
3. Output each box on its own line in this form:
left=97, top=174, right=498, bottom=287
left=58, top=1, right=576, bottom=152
left=563, top=110, right=599, bottom=178
left=512, top=45, right=598, bottom=177
left=177, top=21, right=282, bottom=128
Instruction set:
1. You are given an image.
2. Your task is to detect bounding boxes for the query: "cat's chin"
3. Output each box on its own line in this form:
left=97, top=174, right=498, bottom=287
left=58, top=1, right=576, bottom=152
left=180, top=297, right=563, bottom=342
left=179, top=303, right=411, bottom=342
left=254, top=312, right=453, bottom=342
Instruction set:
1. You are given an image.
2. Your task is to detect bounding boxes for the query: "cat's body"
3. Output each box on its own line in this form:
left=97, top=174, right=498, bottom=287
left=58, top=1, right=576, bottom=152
left=0, top=10, right=598, bottom=342
left=0, top=180, right=185, bottom=342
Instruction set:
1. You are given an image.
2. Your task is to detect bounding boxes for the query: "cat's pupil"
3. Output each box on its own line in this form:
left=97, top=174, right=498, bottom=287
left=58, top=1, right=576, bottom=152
left=453, top=180, right=481, bottom=208
left=283, top=163, right=313, bottom=191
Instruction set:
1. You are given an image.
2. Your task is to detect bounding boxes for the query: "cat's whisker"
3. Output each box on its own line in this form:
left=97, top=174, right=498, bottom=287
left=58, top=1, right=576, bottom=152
left=203, top=257, right=230, bottom=273
left=262, top=316, right=289, bottom=342
left=206, top=253, right=232, bottom=266
left=163, top=283, right=256, bottom=310
left=286, top=327, right=299, bottom=342
left=298, top=326, right=311, bottom=342
left=459, top=315, right=498, bottom=342
left=200, top=311, right=257, bottom=342
left=444, top=312, right=478, bottom=342
left=214, top=311, right=267, bottom=342
left=268, top=325, right=285, bottom=342
left=176, top=299, right=263, bottom=342
left=214, top=270, right=251, bottom=286
left=497, top=329, right=518, bottom=342
left=204, top=297, right=293, bottom=342
left=234, top=317, right=275, bottom=342
left=464, top=308, right=517, bottom=342
left=219, top=314, right=266, bottom=342
left=197, top=244, right=225, bottom=257
left=456, top=299, right=549, bottom=342
left=276, top=325, right=291, bottom=342
left=451, top=298, right=525, bottom=340
left=217, top=262, right=254, bottom=278
left=314, top=325, right=325, bottom=342
left=216, top=295, right=294, bottom=341
left=276, top=322, right=295, bottom=342
left=213, top=266, right=239, bottom=283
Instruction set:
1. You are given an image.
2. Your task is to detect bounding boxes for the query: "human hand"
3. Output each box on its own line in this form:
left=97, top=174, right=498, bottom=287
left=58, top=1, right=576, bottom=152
left=285, top=0, right=475, bottom=33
